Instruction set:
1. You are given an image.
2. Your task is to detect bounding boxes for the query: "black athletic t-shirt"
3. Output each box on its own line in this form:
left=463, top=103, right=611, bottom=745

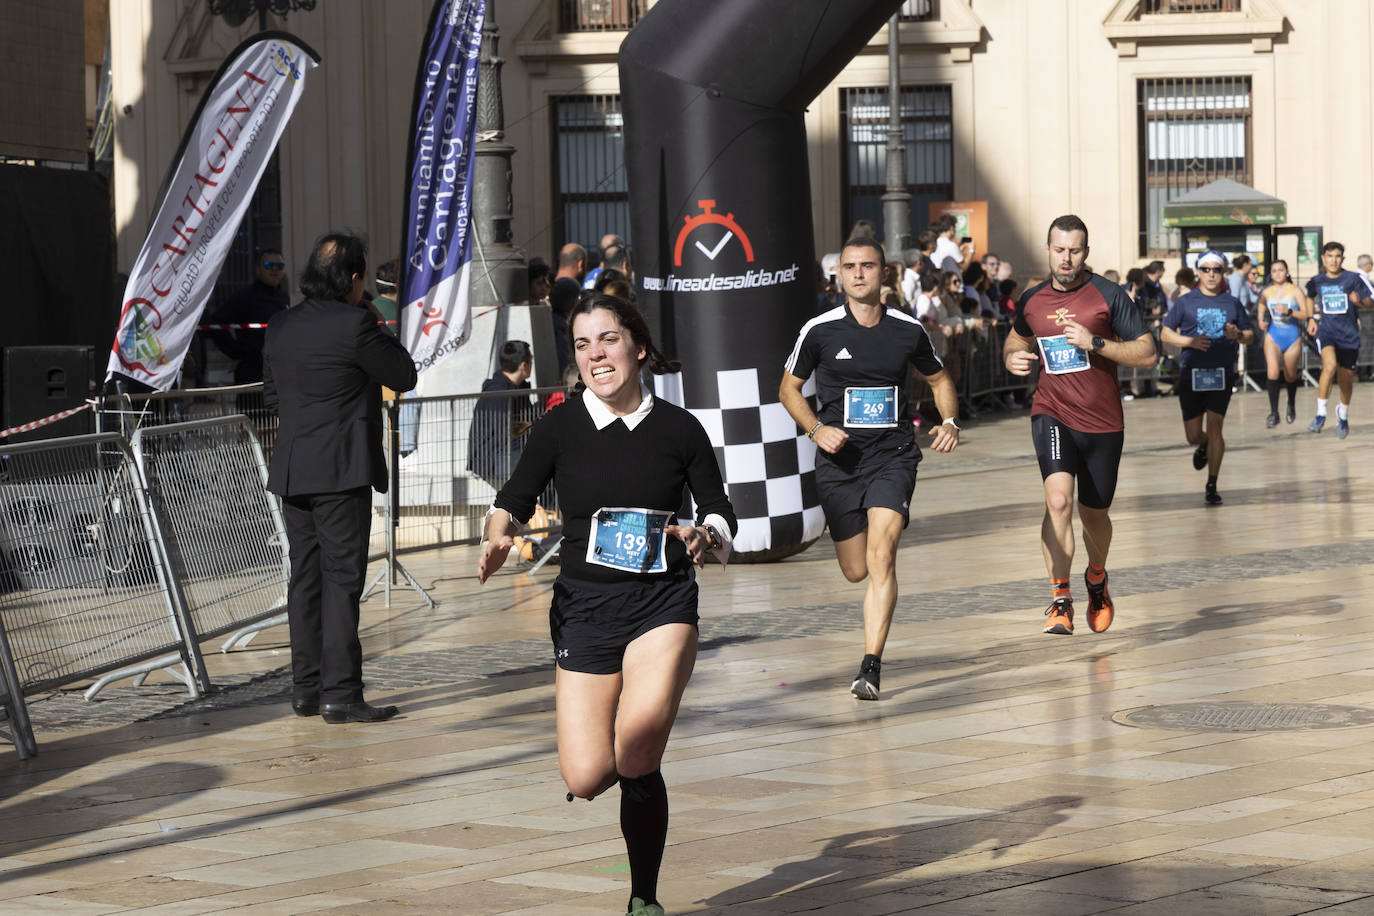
left=784, top=301, right=944, bottom=456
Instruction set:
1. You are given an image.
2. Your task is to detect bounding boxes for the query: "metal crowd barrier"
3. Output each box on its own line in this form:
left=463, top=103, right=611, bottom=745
left=0, top=432, right=206, bottom=758
left=95, top=384, right=566, bottom=562
left=382, top=386, right=568, bottom=558
left=97, top=383, right=280, bottom=460
left=130, top=416, right=289, bottom=656
left=954, top=320, right=1028, bottom=411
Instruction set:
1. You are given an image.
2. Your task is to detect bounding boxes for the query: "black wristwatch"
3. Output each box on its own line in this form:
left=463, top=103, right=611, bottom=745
left=1090, top=335, right=1105, bottom=352
left=701, top=524, right=723, bottom=551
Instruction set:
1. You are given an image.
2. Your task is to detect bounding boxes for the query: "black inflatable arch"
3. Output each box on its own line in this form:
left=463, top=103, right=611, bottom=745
left=620, top=0, right=904, bottom=560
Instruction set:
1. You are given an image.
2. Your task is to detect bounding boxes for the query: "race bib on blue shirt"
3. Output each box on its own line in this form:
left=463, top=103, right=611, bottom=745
left=1192, top=368, right=1226, bottom=391
left=1037, top=335, right=1090, bottom=375
left=1320, top=288, right=1349, bottom=315
left=843, top=386, right=899, bottom=428
left=587, top=507, right=672, bottom=574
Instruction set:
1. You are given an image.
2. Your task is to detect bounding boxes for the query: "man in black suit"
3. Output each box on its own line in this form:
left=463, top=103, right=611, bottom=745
left=263, top=233, right=418, bottom=724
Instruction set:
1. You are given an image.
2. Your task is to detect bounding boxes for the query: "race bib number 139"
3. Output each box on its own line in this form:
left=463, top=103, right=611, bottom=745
left=587, top=507, right=672, bottom=574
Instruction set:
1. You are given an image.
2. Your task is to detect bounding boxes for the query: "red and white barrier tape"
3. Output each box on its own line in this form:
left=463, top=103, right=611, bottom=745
left=198, top=320, right=399, bottom=329
left=0, top=400, right=97, bottom=440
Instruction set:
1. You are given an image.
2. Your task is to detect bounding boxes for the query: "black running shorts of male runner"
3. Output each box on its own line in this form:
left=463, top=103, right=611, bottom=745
left=1176, top=369, right=1236, bottom=421
left=549, top=571, right=699, bottom=675
left=813, top=438, right=920, bottom=542
left=1030, top=413, right=1124, bottom=510
left=1317, top=344, right=1360, bottom=371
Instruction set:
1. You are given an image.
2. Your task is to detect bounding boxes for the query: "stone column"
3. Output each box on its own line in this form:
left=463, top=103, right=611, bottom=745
left=881, top=13, right=911, bottom=255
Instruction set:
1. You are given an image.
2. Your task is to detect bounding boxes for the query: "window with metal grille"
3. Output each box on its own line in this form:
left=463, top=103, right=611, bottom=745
left=900, top=0, right=938, bottom=21
left=841, top=85, right=953, bottom=245
left=1137, top=76, right=1251, bottom=256
left=552, top=94, right=630, bottom=252
left=559, top=0, right=647, bottom=32
left=1143, top=0, right=1241, bottom=12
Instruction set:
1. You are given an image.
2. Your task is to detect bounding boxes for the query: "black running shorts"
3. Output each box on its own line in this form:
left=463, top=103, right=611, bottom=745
left=1177, top=369, right=1235, bottom=421
left=813, top=437, right=920, bottom=542
left=1320, top=345, right=1359, bottom=370
left=1030, top=413, right=1124, bottom=510
left=549, top=571, right=698, bottom=675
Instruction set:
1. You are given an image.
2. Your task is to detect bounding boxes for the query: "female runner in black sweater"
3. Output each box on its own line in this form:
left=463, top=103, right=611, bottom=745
left=478, top=292, right=736, bottom=916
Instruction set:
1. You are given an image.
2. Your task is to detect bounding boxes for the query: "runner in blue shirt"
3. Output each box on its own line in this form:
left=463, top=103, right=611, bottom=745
left=1161, top=250, right=1254, bottom=505
left=1303, top=241, right=1374, bottom=438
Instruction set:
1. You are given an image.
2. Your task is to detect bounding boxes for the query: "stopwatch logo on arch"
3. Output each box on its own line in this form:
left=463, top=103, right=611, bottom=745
left=643, top=199, right=799, bottom=294
left=673, top=200, right=754, bottom=267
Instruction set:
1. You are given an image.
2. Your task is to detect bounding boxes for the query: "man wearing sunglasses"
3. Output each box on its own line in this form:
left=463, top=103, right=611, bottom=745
left=1160, top=250, right=1253, bottom=506
left=210, top=247, right=290, bottom=392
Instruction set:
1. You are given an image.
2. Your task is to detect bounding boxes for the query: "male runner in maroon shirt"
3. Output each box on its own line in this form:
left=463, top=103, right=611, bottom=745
left=1003, top=215, right=1156, bottom=636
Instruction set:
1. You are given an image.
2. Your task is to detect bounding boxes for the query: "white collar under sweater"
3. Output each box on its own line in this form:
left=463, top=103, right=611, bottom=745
left=582, top=381, right=654, bottom=431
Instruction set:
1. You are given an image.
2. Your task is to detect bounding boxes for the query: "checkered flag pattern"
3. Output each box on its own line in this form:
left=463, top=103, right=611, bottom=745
left=658, top=368, right=826, bottom=555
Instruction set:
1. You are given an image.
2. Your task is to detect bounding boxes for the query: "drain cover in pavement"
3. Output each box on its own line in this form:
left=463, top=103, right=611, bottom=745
left=1113, top=702, right=1374, bottom=732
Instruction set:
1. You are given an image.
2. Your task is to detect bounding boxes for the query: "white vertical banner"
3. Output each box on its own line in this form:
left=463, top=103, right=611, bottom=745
left=106, top=33, right=320, bottom=390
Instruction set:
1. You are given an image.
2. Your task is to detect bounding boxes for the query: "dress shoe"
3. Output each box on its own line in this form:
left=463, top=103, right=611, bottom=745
left=291, top=699, right=320, bottom=717
left=320, top=701, right=399, bottom=724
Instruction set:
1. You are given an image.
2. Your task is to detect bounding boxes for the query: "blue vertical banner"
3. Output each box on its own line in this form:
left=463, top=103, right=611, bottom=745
left=400, top=0, right=485, bottom=374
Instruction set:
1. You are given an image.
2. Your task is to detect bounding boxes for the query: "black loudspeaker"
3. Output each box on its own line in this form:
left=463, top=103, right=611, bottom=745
left=0, top=482, right=154, bottom=592
left=2, top=346, right=96, bottom=444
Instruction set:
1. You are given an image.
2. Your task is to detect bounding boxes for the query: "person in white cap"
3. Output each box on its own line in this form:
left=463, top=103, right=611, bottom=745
left=1160, top=250, right=1253, bottom=505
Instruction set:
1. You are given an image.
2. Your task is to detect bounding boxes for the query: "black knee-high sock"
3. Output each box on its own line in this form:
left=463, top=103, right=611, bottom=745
left=1286, top=379, right=1299, bottom=410
left=1267, top=378, right=1280, bottom=413
left=620, top=770, right=668, bottom=906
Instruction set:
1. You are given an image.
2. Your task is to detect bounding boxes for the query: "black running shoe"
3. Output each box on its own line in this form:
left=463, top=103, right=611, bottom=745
left=1205, top=487, right=1223, bottom=506
left=850, top=657, right=881, bottom=700
left=1265, top=412, right=1279, bottom=428
left=1192, top=442, right=1207, bottom=470
left=1285, top=403, right=1296, bottom=424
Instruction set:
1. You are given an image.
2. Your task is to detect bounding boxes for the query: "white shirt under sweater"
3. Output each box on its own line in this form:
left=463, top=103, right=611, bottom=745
left=493, top=385, right=736, bottom=583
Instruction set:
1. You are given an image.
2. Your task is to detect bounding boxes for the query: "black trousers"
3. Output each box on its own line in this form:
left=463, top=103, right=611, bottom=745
left=281, top=486, right=372, bottom=704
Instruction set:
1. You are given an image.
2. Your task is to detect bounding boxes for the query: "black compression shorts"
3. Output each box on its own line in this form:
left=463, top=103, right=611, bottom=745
left=1031, top=413, right=1124, bottom=510
left=1177, top=369, right=1236, bottom=421
left=549, top=571, right=698, bottom=675
left=814, top=437, right=920, bottom=542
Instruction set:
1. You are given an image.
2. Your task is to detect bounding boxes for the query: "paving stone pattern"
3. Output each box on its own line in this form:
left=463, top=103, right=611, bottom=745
left=20, top=537, right=1372, bottom=734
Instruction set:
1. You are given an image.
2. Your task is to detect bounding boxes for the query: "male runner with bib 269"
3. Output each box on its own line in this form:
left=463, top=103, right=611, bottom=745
left=780, top=237, right=959, bottom=700
left=1003, top=216, right=1157, bottom=636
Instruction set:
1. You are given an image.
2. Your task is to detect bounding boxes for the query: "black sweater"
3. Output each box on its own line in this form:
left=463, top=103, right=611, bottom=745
left=494, top=394, right=737, bottom=583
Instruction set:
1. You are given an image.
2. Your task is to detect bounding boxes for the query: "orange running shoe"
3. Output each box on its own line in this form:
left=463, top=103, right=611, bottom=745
left=1043, top=596, right=1074, bottom=635
left=1086, top=570, right=1114, bottom=633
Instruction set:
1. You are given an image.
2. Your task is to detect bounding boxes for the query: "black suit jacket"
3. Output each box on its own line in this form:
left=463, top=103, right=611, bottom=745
left=263, top=298, right=418, bottom=497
